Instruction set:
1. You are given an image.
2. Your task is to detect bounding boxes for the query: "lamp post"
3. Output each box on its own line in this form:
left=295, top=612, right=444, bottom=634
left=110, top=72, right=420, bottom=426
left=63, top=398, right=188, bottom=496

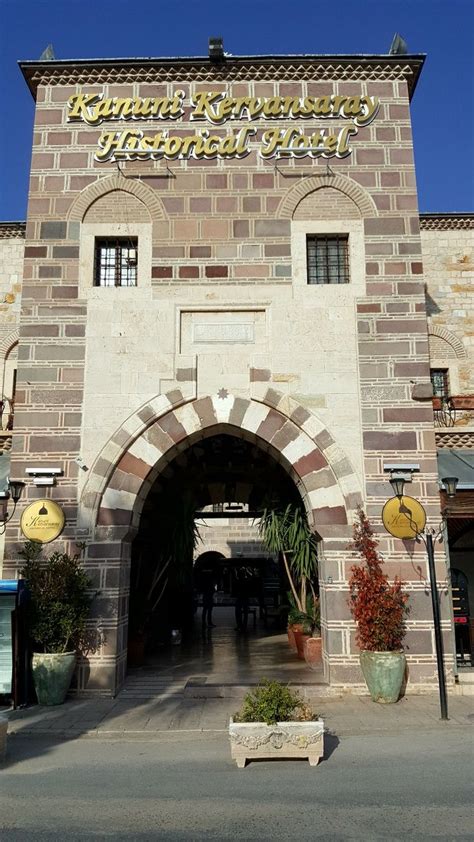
left=385, top=474, right=458, bottom=722
left=0, top=479, right=25, bottom=534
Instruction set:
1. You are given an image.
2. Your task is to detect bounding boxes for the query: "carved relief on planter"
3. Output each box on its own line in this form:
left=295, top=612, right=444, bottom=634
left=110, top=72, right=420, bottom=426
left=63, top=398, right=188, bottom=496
left=229, top=719, right=324, bottom=768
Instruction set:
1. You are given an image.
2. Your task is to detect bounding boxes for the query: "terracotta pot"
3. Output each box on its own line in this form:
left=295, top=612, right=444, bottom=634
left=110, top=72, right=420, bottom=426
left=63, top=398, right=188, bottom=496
left=287, top=624, right=300, bottom=653
left=293, top=629, right=311, bottom=660
left=304, top=636, right=322, bottom=669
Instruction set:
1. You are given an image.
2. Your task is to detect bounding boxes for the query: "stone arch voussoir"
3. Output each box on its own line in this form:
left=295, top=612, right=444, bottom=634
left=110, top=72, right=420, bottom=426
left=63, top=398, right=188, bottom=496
left=277, top=174, right=378, bottom=220
left=428, top=325, right=467, bottom=359
left=81, top=390, right=362, bottom=537
left=67, top=174, right=167, bottom=223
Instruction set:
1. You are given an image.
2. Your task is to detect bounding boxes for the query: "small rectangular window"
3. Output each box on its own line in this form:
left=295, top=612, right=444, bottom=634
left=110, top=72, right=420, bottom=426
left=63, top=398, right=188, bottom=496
left=306, top=235, right=349, bottom=284
left=430, top=369, right=449, bottom=398
left=95, top=238, right=138, bottom=287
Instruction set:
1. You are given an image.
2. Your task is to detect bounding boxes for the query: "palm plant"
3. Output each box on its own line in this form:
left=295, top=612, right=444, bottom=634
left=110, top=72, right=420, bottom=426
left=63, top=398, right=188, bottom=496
left=258, top=505, right=318, bottom=615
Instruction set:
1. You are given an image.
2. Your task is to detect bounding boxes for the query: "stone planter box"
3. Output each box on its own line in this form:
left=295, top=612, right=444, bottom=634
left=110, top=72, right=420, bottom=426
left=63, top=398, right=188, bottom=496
left=229, top=718, right=324, bottom=768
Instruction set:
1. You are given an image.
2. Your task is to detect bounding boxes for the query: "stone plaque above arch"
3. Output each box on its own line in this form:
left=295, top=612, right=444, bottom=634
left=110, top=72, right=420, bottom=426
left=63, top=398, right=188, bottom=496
left=277, top=174, right=378, bottom=220
left=67, top=174, right=167, bottom=223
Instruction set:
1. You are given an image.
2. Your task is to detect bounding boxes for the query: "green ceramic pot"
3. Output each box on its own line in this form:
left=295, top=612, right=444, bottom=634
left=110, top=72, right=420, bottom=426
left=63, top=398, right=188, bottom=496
left=32, top=652, right=76, bottom=706
left=359, top=650, right=406, bottom=704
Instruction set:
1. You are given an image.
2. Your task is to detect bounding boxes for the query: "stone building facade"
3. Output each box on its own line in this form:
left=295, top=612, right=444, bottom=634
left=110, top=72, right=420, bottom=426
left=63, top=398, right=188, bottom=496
left=0, top=51, right=472, bottom=695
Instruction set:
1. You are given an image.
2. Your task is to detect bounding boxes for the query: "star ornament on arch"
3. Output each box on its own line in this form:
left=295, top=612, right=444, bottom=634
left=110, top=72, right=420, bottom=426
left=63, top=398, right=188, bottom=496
left=217, top=388, right=229, bottom=400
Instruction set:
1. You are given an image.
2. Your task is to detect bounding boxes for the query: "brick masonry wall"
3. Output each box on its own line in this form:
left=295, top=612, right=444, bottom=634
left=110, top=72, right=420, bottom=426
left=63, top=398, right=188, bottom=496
left=0, top=230, right=24, bottom=335
left=84, top=190, right=151, bottom=224
left=194, top=516, right=266, bottom=560
left=293, top=187, right=361, bottom=220
left=5, top=63, right=454, bottom=693
left=421, top=224, right=474, bottom=397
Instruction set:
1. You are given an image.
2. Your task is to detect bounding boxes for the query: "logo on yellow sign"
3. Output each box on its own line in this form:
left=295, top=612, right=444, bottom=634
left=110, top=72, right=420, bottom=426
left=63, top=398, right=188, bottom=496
left=20, top=500, right=65, bottom=544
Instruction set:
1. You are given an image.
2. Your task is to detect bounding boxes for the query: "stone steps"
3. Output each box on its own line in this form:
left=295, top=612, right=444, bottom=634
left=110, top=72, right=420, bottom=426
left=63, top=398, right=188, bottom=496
left=454, top=670, right=474, bottom=695
left=183, top=675, right=331, bottom=700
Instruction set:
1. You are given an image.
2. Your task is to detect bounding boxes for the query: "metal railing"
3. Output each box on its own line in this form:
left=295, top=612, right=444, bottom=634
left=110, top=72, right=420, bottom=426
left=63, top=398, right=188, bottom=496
left=433, top=396, right=456, bottom=428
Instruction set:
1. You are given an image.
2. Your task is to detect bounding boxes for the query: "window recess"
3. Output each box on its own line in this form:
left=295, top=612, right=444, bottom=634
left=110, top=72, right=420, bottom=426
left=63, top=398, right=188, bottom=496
left=95, top=238, right=138, bottom=287
left=430, top=368, right=450, bottom=399
left=306, top=234, right=349, bottom=285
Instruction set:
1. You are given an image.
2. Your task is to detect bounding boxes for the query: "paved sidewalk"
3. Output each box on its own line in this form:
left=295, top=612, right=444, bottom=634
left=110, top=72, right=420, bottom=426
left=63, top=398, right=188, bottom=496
left=4, top=691, right=473, bottom=740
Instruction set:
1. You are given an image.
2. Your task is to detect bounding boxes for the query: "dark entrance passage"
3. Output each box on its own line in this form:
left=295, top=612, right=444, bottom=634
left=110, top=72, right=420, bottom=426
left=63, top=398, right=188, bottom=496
left=125, top=431, right=324, bottom=694
left=448, top=518, right=474, bottom=670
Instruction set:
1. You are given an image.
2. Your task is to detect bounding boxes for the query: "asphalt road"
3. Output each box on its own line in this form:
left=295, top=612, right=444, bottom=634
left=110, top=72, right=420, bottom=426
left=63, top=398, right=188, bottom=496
left=0, top=728, right=472, bottom=840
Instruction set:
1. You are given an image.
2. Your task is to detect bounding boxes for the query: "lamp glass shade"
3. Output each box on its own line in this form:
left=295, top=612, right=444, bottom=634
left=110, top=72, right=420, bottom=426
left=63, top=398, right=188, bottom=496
left=442, top=476, right=459, bottom=498
left=8, top=480, right=25, bottom=503
left=389, top=475, right=406, bottom=499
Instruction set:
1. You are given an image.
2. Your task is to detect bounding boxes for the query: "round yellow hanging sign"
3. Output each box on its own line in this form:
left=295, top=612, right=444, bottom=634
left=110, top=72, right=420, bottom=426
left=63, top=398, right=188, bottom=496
left=20, top=500, right=65, bottom=543
left=382, top=495, right=427, bottom=540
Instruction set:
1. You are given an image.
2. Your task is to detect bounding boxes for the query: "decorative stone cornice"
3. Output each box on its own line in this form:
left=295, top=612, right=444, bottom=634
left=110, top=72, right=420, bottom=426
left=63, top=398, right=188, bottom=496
left=435, top=428, right=474, bottom=449
left=0, top=222, right=26, bottom=239
left=19, top=55, right=425, bottom=99
left=420, top=214, right=474, bottom=231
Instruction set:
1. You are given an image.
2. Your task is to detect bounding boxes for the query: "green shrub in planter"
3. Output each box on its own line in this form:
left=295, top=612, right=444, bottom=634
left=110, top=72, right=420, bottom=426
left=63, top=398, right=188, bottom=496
left=234, top=680, right=317, bottom=725
left=20, top=541, right=93, bottom=704
left=230, top=681, right=324, bottom=767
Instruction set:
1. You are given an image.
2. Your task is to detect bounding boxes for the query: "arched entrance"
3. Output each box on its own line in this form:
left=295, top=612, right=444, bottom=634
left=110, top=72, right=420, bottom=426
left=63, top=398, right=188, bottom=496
left=78, top=391, right=362, bottom=695
left=126, top=430, right=305, bottom=683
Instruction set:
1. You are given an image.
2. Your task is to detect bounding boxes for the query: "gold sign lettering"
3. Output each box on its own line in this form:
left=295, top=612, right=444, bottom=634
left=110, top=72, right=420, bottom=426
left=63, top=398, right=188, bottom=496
left=68, top=90, right=186, bottom=126
left=66, top=88, right=380, bottom=162
left=20, top=500, right=66, bottom=544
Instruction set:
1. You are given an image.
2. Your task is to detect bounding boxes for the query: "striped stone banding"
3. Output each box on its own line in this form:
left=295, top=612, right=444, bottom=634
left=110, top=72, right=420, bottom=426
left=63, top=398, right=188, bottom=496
left=277, top=174, right=378, bottom=220
left=89, top=390, right=362, bottom=533
left=67, top=174, right=167, bottom=223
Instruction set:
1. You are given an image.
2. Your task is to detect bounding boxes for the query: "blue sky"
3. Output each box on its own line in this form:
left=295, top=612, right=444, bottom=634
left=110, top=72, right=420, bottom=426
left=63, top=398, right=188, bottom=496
left=0, top=0, right=473, bottom=219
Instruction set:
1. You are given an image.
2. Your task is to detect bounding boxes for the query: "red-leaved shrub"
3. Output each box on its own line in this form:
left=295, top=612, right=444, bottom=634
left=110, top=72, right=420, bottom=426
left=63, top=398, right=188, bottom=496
left=348, top=507, right=409, bottom=651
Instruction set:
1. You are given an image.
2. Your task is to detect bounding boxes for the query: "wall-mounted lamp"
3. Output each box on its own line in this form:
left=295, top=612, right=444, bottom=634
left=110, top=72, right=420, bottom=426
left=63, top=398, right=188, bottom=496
left=25, top=467, right=63, bottom=487
left=441, top=476, right=459, bottom=499
left=389, top=474, right=406, bottom=499
left=0, top=480, right=25, bottom=534
left=389, top=473, right=459, bottom=501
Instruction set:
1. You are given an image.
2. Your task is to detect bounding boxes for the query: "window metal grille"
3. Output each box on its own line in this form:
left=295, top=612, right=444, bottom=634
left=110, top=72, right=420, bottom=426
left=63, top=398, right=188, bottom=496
left=306, top=235, right=349, bottom=284
left=95, top=238, right=138, bottom=287
left=430, top=369, right=449, bottom=398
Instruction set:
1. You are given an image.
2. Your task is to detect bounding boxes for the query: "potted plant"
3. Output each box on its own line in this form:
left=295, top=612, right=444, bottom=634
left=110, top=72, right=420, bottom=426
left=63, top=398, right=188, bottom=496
left=229, top=679, right=324, bottom=768
left=302, top=595, right=322, bottom=670
left=258, top=506, right=318, bottom=660
left=348, top=508, right=410, bottom=703
left=285, top=596, right=302, bottom=653
left=20, top=541, right=93, bottom=706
